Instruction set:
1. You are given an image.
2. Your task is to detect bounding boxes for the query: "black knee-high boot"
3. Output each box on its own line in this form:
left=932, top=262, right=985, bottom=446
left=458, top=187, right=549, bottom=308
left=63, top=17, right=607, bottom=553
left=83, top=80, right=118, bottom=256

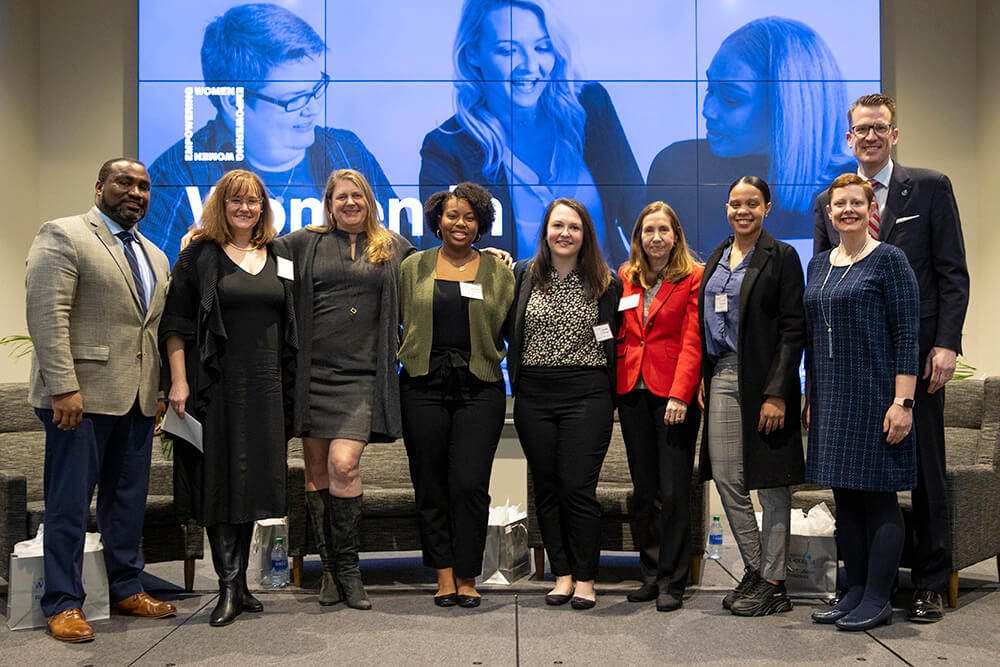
left=306, top=490, right=341, bottom=606
left=207, top=523, right=243, bottom=626
left=235, top=523, right=263, bottom=612
left=327, top=493, right=371, bottom=610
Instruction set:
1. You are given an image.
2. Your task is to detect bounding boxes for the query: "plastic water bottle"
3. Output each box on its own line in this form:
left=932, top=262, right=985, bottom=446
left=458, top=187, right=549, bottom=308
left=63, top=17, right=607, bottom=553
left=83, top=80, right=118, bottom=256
left=706, top=515, right=723, bottom=560
left=270, top=536, right=288, bottom=588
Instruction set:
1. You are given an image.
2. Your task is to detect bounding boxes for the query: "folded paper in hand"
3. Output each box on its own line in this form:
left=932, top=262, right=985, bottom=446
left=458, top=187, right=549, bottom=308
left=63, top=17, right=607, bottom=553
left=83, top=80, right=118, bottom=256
left=163, top=408, right=203, bottom=452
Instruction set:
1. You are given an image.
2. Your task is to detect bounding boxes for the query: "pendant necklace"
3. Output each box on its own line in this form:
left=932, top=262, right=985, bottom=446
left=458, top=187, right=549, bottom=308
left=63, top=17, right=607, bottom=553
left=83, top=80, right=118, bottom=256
left=819, top=238, right=870, bottom=358
left=334, top=230, right=363, bottom=317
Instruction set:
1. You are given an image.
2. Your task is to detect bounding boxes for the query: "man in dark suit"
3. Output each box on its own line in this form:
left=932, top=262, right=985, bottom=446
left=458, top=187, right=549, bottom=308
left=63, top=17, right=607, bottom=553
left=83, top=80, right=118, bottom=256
left=814, top=94, right=970, bottom=623
left=25, top=158, right=177, bottom=642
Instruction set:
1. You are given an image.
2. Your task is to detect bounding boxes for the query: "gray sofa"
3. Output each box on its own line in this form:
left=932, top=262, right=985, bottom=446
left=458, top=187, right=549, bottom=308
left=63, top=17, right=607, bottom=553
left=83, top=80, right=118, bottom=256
left=0, top=382, right=203, bottom=589
left=791, top=376, right=1000, bottom=607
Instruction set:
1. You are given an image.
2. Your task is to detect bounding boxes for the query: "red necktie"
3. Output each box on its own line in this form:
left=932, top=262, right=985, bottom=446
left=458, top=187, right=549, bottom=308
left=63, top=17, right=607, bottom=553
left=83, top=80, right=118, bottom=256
left=868, top=179, right=882, bottom=239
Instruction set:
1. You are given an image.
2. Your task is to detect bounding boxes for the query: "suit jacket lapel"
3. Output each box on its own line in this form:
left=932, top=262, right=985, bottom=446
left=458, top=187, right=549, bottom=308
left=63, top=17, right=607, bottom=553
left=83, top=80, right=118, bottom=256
left=880, top=163, right=911, bottom=241
left=739, top=231, right=773, bottom=319
left=135, top=230, right=167, bottom=322
left=89, top=207, right=145, bottom=316
left=645, top=278, right=679, bottom=326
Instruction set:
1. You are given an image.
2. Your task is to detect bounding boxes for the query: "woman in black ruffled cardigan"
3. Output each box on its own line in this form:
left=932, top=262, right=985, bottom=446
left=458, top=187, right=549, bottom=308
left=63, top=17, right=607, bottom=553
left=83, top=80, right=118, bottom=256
left=160, top=169, right=296, bottom=627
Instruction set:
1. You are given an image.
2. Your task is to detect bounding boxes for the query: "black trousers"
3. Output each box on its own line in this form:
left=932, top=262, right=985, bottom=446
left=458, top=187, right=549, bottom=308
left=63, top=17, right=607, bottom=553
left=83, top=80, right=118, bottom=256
left=910, top=369, right=951, bottom=593
left=515, top=367, right=613, bottom=581
left=617, top=388, right=700, bottom=594
left=400, top=373, right=505, bottom=578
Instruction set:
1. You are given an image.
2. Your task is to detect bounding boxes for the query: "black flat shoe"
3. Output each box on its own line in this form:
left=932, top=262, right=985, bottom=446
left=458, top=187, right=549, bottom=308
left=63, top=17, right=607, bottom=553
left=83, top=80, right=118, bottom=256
left=570, top=596, right=596, bottom=610
left=656, top=591, right=683, bottom=612
left=457, top=594, right=481, bottom=608
left=811, top=607, right=850, bottom=624
left=545, top=593, right=573, bottom=606
left=434, top=593, right=458, bottom=607
left=908, top=590, right=944, bottom=623
left=627, top=583, right=659, bottom=603
left=835, top=602, right=893, bottom=631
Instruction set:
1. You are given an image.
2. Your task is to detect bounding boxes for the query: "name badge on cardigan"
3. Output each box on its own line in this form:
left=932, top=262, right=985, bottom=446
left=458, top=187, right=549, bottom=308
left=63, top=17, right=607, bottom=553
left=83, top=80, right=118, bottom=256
left=618, top=294, right=640, bottom=311
left=714, top=293, right=728, bottom=313
left=459, top=282, right=484, bottom=300
left=276, top=257, right=294, bottom=280
left=592, top=323, right=613, bottom=342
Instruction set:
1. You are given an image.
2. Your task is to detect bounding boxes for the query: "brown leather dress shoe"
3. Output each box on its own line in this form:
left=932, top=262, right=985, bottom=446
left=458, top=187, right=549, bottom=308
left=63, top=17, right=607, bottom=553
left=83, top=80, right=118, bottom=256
left=111, top=592, right=177, bottom=619
left=47, top=608, right=95, bottom=643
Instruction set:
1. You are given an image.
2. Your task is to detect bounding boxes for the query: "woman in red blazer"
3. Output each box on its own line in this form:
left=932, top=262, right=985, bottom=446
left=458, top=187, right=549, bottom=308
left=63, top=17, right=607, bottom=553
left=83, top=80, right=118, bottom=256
left=615, top=201, right=703, bottom=611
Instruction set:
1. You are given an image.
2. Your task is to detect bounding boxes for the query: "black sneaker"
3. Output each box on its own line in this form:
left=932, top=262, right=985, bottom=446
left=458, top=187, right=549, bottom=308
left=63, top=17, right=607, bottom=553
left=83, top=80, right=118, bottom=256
left=730, top=579, right=793, bottom=616
left=722, top=567, right=761, bottom=610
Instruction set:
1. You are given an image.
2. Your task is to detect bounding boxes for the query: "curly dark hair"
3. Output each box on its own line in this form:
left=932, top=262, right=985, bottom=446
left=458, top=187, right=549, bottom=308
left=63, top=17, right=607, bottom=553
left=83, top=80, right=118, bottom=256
left=424, top=182, right=495, bottom=241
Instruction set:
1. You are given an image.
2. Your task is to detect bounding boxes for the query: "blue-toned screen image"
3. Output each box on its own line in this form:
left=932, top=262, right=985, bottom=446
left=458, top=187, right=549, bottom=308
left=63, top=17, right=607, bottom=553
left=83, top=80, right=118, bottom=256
left=138, top=0, right=880, bottom=265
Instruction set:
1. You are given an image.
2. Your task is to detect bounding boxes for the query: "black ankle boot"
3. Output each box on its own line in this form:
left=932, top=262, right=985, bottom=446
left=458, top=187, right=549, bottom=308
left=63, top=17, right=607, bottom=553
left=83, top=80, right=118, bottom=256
left=327, top=494, right=371, bottom=610
left=235, top=523, right=263, bottom=613
left=306, top=490, right=341, bottom=606
left=207, top=524, right=243, bottom=626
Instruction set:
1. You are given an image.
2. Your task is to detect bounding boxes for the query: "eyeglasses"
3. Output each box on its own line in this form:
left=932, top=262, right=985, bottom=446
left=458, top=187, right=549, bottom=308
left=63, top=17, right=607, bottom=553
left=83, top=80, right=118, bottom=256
left=226, top=197, right=263, bottom=208
left=243, top=73, right=331, bottom=112
left=850, top=122, right=894, bottom=138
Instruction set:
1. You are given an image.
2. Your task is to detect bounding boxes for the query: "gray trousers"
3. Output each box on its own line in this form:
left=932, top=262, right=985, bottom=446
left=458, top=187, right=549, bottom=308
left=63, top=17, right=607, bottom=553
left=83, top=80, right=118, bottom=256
left=707, top=354, right=790, bottom=581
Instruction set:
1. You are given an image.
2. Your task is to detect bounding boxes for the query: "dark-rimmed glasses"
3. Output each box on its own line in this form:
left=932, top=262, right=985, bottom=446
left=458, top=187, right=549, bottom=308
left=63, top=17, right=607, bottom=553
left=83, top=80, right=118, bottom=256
left=244, top=73, right=331, bottom=112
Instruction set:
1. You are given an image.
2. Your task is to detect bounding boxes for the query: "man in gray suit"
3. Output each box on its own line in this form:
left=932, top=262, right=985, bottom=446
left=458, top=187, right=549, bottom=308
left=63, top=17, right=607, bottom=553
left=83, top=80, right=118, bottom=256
left=26, top=158, right=177, bottom=642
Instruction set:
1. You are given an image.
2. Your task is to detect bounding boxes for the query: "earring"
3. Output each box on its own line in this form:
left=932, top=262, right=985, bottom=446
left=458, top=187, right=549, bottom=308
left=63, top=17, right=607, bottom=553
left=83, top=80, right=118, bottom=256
left=435, top=228, right=442, bottom=239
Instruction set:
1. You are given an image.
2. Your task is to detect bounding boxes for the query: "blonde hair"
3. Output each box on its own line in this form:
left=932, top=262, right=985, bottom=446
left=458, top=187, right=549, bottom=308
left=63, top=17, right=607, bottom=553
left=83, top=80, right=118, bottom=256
left=626, top=202, right=698, bottom=288
left=312, top=168, right=395, bottom=264
left=198, top=169, right=275, bottom=247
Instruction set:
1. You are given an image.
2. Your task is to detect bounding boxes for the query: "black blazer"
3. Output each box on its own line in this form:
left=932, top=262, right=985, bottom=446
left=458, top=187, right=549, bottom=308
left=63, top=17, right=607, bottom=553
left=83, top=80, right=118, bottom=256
left=506, top=259, right=622, bottom=396
left=698, top=230, right=806, bottom=489
left=813, top=162, right=969, bottom=355
left=419, top=83, right=644, bottom=266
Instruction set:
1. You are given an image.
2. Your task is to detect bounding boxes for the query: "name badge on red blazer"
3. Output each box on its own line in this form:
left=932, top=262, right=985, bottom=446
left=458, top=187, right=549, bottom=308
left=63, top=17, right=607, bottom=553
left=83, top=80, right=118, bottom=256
left=618, top=294, right=640, bottom=311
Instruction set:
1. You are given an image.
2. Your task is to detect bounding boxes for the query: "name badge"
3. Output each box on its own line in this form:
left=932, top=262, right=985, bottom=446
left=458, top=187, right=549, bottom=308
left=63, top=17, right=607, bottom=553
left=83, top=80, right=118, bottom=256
left=618, top=294, right=640, bottom=311
left=276, top=256, right=294, bottom=280
left=714, top=293, right=728, bottom=313
left=592, top=322, right=614, bottom=342
left=459, top=282, right=484, bottom=300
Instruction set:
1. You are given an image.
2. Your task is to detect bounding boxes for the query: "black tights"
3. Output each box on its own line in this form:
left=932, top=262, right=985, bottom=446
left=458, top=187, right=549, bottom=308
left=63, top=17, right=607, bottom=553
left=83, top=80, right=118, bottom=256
left=832, top=487, right=904, bottom=617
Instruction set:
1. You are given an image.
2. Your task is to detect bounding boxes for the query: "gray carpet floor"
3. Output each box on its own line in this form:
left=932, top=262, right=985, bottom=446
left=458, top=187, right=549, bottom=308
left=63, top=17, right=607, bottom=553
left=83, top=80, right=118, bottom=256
left=3, top=534, right=999, bottom=666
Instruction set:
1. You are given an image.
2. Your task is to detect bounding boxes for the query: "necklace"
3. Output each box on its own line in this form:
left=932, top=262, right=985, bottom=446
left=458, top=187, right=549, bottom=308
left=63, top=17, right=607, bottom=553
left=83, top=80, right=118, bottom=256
left=333, top=231, right=363, bottom=317
left=819, top=238, right=872, bottom=358
left=441, top=250, right=477, bottom=272
left=227, top=241, right=253, bottom=251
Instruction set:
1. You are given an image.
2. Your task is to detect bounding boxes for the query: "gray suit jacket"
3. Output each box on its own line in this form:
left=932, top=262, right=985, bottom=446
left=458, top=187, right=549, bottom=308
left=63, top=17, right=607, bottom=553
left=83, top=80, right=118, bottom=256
left=26, top=206, right=170, bottom=416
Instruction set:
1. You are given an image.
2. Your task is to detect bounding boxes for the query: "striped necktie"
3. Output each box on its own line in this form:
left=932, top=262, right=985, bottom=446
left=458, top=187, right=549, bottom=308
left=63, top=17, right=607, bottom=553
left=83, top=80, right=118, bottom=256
left=116, top=231, right=148, bottom=314
left=868, top=179, right=883, bottom=239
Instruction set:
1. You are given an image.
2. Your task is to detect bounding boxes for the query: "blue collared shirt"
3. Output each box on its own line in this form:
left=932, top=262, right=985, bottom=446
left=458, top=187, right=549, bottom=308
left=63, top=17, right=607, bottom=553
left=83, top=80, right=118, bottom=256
left=98, top=208, right=156, bottom=310
left=703, top=239, right=753, bottom=361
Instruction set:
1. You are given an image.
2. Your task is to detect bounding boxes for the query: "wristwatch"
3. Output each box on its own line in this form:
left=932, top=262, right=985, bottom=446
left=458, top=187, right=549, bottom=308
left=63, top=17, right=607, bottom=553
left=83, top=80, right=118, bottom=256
left=893, top=397, right=914, bottom=408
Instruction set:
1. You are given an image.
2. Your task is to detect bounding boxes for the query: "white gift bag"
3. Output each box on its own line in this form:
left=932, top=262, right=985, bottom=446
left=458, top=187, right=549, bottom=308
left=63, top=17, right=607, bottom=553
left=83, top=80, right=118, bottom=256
left=479, top=501, right=530, bottom=585
left=756, top=502, right=837, bottom=598
left=248, top=518, right=288, bottom=589
left=6, top=524, right=110, bottom=630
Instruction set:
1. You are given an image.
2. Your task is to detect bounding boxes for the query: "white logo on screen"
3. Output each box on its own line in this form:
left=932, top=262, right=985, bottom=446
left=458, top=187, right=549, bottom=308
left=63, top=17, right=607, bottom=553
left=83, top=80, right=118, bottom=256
left=183, top=187, right=503, bottom=239
left=184, top=87, right=244, bottom=162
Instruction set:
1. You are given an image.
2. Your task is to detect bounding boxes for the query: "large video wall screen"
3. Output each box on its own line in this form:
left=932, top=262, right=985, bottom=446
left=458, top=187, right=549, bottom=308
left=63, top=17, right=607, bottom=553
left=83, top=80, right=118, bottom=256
left=138, top=0, right=880, bottom=265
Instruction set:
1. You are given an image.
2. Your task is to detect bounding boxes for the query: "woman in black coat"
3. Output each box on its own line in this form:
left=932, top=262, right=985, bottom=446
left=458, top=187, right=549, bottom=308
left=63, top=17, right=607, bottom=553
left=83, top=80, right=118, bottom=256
left=698, top=176, right=806, bottom=616
left=162, top=169, right=296, bottom=627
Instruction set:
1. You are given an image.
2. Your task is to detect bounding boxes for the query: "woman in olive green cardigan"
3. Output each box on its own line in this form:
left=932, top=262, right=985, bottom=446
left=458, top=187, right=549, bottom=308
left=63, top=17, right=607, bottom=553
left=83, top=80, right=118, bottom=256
left=398, top=182, right=515, bottom=608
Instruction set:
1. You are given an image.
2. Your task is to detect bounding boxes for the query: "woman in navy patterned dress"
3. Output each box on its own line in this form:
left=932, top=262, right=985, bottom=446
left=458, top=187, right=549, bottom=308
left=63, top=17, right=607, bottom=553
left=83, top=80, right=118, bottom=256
left=803, top=173, right=919, bottom=631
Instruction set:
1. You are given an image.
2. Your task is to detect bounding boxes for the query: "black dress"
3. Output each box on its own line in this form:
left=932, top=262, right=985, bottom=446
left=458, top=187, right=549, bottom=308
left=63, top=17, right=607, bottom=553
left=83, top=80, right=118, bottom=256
left=307, top=230, right=383, bottom=441
left=162, top=242, right=290, bottom=526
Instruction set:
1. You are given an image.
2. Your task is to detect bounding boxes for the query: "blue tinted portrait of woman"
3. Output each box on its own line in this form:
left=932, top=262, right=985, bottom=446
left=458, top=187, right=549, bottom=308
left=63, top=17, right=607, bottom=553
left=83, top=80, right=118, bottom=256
left=419, top=0, right=644, bottom=264
left=647, top=17, right=855, bottom=252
